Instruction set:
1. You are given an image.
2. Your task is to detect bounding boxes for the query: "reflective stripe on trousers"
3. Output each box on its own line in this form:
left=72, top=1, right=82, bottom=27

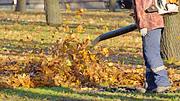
left=141, top=28, right=170, bottom=90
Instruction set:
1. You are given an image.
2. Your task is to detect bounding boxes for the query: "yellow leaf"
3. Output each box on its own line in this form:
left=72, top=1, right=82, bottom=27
left=76, top=25, right=84, bottom=33
left=102, top=48, right=109, bottom=57
left=66, top=59, right=72, bottom=66
left=108, top=62, right=114, bottom=67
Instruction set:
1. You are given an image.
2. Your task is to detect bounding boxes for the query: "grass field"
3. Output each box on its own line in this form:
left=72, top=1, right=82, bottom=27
left=0, top=87, right=180, bottom=101
left=0, top=10, right=179, bottom=101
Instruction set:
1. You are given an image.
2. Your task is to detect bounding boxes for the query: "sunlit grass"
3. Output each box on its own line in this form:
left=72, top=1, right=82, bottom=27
left=0, top=87, right=179, bottom=101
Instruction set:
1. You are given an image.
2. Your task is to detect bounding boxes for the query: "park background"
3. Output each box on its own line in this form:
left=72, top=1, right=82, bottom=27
left=0, top=0, right=179, bottom=101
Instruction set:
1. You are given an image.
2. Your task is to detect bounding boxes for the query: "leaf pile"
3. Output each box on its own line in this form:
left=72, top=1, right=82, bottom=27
left=0, top=35, right=179, bottom=90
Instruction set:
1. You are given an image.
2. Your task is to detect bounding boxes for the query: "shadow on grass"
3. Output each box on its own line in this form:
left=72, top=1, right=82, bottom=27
left=0, top=18, right=47, bottom=26
left=102, top=53, right=144, bottom=65
left=0, top=39, right=53, bottom=51
left=0, top=17, right=128, bottom=30
left=0, top=38, right=54, bottom=57
left=0, top=87, right=179, bottom=101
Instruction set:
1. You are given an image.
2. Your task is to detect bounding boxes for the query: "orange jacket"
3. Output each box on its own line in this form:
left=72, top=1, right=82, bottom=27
left=133, top=0, right=164, bottom=31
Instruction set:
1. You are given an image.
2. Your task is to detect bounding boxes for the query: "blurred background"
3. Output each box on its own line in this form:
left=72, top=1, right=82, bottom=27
left=0, top=0, right=132, bottom=12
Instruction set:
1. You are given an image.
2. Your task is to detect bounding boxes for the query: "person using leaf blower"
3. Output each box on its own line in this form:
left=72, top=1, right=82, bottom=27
left=133, top=0, right=179, bottom=92
left=92, top=0, right=178, bottom=93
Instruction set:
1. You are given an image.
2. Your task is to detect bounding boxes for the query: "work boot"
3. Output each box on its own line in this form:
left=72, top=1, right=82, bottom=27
left=145, top=66, right=171, bottom=93
left=152, top=86, right=171, bottom=93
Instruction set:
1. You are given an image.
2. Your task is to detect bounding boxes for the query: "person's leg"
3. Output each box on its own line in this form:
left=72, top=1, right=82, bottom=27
left=142, top=48, right=157, bottom=91
left=142, top=28, right=171, bottom=92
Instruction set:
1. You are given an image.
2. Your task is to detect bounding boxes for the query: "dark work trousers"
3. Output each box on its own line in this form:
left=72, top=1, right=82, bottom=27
left=142, top=28, right=170, bottom=90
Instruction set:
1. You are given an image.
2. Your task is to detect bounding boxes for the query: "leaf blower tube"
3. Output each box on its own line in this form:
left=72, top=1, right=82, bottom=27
left=91, top=24, right=138, bottom=46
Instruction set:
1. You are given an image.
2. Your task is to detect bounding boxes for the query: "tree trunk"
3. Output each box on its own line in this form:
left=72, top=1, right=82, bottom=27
left=44, top=0, right=62, bottom=26
left=15, top=0, right=26, bottom=12
left=161, top=3, right=180, bottom=61
left=109, top=0, right=116, bottom=12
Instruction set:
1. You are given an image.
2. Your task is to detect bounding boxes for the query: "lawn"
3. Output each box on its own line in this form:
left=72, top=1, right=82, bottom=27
left=0, top=87, right=180, bottom=101
left=0, top=10, right=179, bottom=101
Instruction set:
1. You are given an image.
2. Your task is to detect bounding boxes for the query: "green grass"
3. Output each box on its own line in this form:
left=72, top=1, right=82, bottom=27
left=0, top=87, right=180, bottom=101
